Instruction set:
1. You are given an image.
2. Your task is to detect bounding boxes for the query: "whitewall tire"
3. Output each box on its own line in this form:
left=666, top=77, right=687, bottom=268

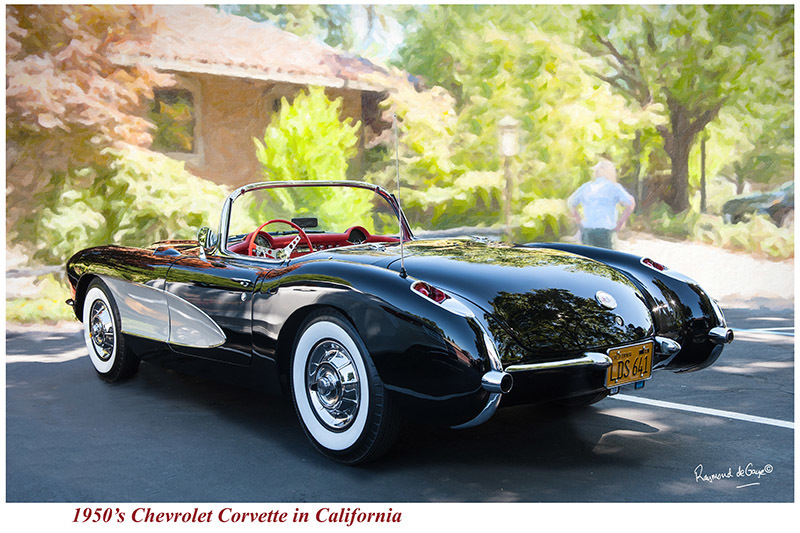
left=82, top=279, right=140, bottom=382
left=290, top=310, right=399, bottom=464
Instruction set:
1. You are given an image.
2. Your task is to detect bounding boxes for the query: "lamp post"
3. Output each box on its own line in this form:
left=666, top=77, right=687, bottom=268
left=498, top=115, right=519, bottom=241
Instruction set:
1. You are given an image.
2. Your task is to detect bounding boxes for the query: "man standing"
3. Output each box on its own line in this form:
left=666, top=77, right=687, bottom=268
left=567, top=159, right=635, bottom=249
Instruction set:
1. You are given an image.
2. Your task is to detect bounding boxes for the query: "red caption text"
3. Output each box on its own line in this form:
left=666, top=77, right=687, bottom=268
left=72, top=506, right=402, bottom=526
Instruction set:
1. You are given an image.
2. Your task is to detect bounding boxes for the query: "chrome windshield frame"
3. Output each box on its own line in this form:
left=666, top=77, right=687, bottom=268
left=217, top=180, right=413, bottom=261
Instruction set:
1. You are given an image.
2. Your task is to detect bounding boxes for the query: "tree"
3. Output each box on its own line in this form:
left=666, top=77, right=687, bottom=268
left=394, top=5, right=660, bottom=236
left=251, top=87, right=369, bottom=231
left=220, top=4, right=348, bottom=48
left=223, top=4, right=405, bottom=62
left=6, top=5, right=171, bottom=224
left=578, top=5, right=793, bottom=212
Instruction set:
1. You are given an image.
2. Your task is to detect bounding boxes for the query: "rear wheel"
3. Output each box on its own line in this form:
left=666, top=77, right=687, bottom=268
left=82, top=279, right=140, bottom=382
left=290, top=310, right=399, bottom=464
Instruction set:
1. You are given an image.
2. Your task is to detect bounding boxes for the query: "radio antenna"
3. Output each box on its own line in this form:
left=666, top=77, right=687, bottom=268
left=393, top=113, right=407, bottom=279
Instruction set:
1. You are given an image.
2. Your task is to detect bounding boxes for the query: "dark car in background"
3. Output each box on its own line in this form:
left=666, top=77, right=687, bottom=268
left=722, top=181, right=794, bottom=226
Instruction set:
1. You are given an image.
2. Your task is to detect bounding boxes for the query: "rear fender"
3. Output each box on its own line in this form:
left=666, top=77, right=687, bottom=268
left=525, top=243, right=726, bottom=371
left=254, top=259, right=495, bottom=425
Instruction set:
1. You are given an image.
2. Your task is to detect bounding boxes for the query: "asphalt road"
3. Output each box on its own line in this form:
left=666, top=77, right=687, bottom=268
left=5, top=307, right=794, bottom=503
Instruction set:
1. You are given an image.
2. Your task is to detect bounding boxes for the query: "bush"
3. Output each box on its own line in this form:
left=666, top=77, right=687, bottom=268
left=692, top=213, right=794, bottom=259
left=635, top=202, right=793, bottom=259
left=6, top=274, right=75, bottom=323
left=637, top=202, right=699, bottom=240
left=16, top=146, right=230, bottom=265
left=517, top=198, right=572, bottom=242
left=252, top=87, right=373, bottom=230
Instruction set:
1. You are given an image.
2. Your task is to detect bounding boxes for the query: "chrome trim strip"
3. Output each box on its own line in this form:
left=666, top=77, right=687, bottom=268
left=506, top=352, right=612, bottom=373
left=483, top=333, right=503, bottom=371
left=655, top=336, right=681, bottom=355
left=450, top=334, right=509, bottom=429
left=451, top=393, right=502, bottom=430
left=709, top=297, right=727, bottom=326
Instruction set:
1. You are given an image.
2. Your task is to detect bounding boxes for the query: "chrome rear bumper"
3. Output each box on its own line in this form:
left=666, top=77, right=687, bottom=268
left=505, top=351, right=612, bottom=373
left=453, top=336, right=687, bottom=429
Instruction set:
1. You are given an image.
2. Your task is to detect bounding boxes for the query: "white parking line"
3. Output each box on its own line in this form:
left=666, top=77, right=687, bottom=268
left=731, top=327, right=794, bottom=337
left=611, top=394, right=794, bottom=429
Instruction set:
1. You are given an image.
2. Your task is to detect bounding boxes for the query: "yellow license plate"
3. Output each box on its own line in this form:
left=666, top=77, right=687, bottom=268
left=605, top=342, right=653, bottom=388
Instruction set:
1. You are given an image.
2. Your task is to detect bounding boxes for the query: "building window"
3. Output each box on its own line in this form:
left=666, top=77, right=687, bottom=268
left=150, top=89, right=196, bottom=154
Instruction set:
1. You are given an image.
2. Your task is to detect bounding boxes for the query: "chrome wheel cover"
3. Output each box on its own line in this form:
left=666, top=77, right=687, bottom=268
left=305, top=340, right=361, bottom=431
left=89, top=299, right=115, bottom=361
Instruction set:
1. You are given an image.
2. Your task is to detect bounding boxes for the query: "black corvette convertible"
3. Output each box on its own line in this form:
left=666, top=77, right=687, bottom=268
left=66, top=181, right=733, bottom=464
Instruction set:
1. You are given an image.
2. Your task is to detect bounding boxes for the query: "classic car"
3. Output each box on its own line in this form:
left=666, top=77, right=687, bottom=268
left=65, top=180, right=733, bottom=464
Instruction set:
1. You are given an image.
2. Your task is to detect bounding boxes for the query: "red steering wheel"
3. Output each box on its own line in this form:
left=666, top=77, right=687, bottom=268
left=246, top=219, right=315, bottom=259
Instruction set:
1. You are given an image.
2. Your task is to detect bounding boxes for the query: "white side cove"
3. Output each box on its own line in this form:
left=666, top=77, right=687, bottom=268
left=100, top=276, right=169, bottom=342
left=164, top=291, right=226, bottom=348
left=99, top=275, right=226, bottom=348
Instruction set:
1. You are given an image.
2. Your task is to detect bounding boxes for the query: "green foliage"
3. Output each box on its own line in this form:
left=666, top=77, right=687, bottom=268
left=16, top=147, right=229, bottom=264
left=250, top=87, right=388, bottom=233
left=6, top=274, right=75, bottom=323
left=361, top=68, right=463, bottom=227
left=693, top=214, right=794, bottom=260
left=638, top=202, right=698, bottom=240
left=254, top=87, right=360, bottom=182
left=517, top=199, right=573, bottom=243
left=9, top=5, right=792, bottom=271
left=636, top=202, right=793, bottom=259
left=149, top=89, right=196, bottom=153
left=577, top=5, right=794, bottom=211
left=379, top=6, right=660, bottom=238
left=389, top=4, right=793, bottom=249
left=222, top=4, right=353, bottom=49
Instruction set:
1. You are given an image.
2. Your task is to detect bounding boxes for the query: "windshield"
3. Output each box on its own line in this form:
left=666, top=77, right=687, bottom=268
left=224, top=183, right=404, bottom=257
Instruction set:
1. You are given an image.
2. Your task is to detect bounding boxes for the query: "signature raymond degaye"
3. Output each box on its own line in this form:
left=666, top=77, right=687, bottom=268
left=694, top=463, right=774, bottom=488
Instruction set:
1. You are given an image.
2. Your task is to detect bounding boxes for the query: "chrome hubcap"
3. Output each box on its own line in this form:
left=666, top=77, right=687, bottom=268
left=89, top=300, right=115, bottom=361
left=306, top=340, right=360, bottom=431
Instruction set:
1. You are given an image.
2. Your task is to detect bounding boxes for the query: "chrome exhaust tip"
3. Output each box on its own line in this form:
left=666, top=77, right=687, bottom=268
left=482, top=370, right=513, bottom=394
left=709, top=327, right=734, bottom=345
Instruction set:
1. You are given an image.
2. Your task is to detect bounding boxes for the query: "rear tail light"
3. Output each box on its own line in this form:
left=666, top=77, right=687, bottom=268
left=641, top=257, right=668, bottom=271
left=411, top=281, right=450, bottom=304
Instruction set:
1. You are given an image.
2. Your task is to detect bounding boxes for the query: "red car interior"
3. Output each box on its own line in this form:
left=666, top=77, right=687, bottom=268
left=228, top=224, right=400, bottom=258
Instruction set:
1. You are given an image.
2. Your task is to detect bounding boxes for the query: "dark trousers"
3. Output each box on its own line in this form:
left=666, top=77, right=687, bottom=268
left=581, top=228, right=614, bottom=249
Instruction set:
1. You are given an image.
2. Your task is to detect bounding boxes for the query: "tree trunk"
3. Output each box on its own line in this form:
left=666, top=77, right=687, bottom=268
left=664, top=140, right=691, bottom=212
left=658, top=96, right=724, bottom=213
left=700, top=135, right=707, bottom=213
left=632, top=130, right=642, bottom=209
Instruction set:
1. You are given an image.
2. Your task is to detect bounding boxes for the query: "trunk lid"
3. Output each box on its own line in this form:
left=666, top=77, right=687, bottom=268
left=383, top=239, right=654, bottom=357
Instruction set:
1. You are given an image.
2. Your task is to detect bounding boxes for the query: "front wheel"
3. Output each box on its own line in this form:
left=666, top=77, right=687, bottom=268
left=290, top=310, right=399, bottom=464
left=82, top=279, right=140, bottom=382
